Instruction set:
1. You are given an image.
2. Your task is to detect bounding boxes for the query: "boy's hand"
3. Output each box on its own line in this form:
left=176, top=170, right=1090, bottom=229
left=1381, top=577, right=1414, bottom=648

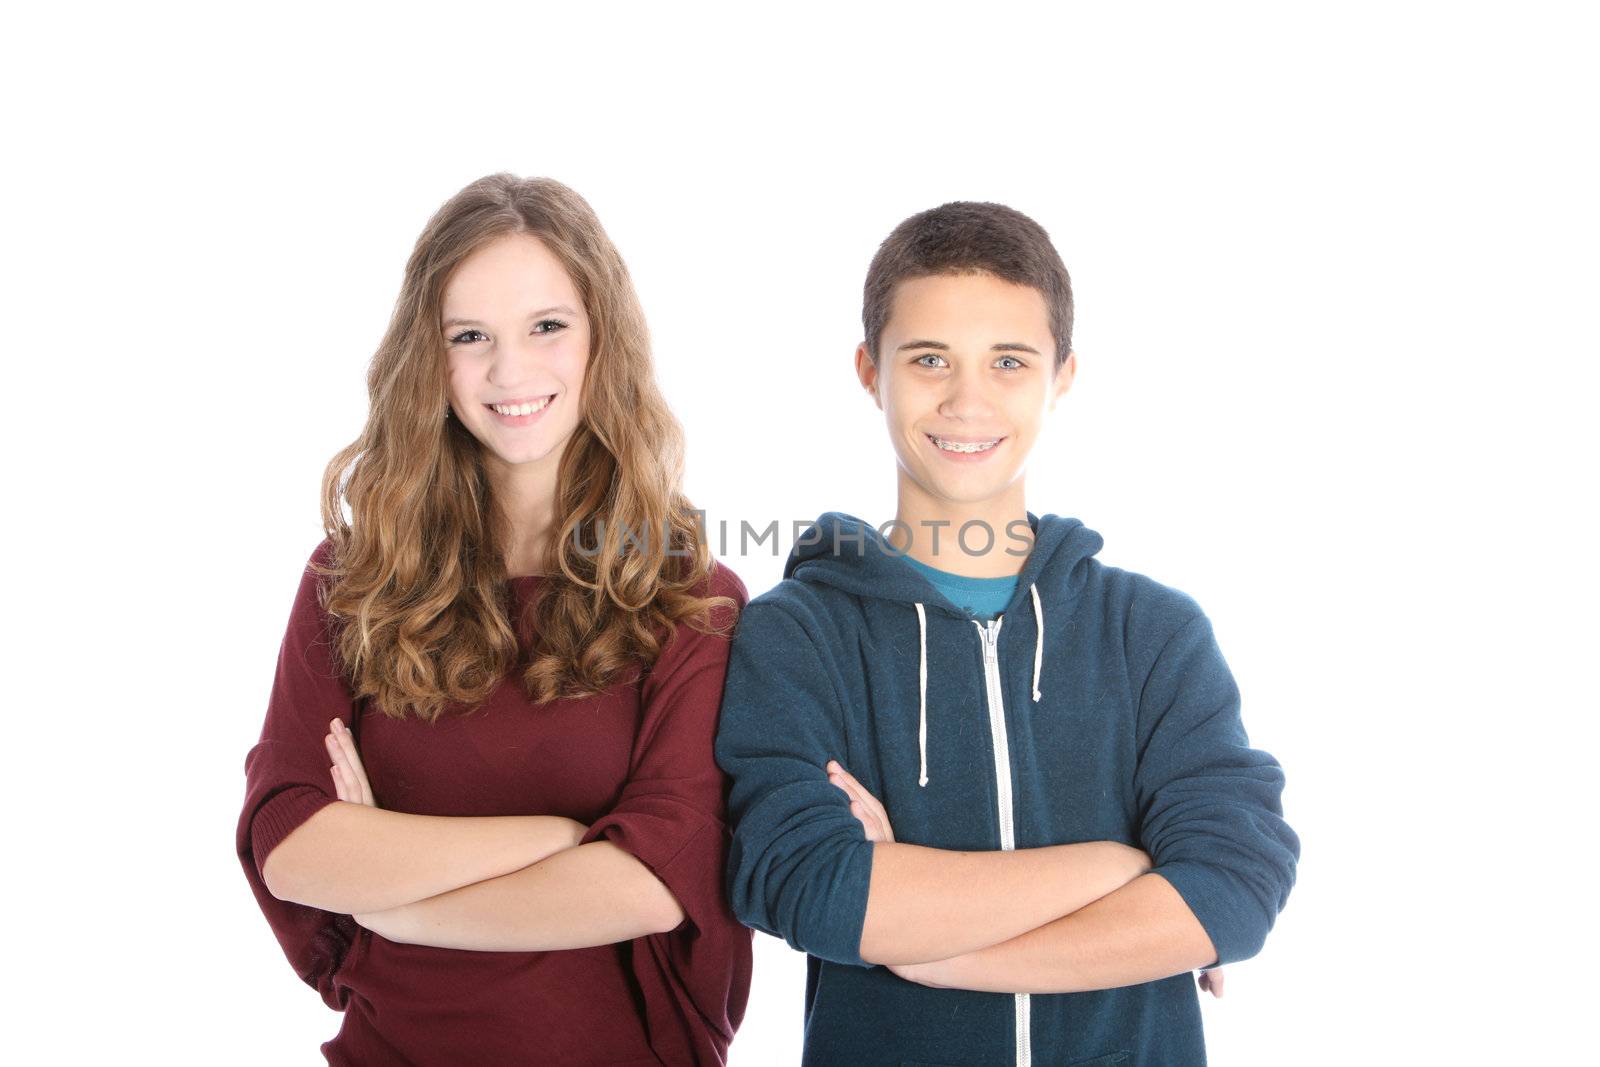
left=827, top=760, right=894, bottom=843
left=887, top=956, right=960, bottom=987
left=325, top=717, right=376, bottom=807
left=890, top=957, right=1226, bottom=996
left=824, top=757, right=1227, bottom=997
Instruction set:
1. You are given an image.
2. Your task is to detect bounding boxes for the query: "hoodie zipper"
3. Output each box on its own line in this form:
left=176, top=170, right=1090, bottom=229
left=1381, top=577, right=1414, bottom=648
left=975, top=616, right=1030, bottom=1067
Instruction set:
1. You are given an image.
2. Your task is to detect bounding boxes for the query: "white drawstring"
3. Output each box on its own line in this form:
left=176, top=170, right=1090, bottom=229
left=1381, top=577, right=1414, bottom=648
left=1030, top=582, right=1044, bottom=702
left=915, top=602, right=929, bottom=787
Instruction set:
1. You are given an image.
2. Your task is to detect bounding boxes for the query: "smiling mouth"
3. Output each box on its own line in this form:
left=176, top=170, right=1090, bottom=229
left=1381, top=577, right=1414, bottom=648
left=927, top=433, right=1005, bottom=454
left=483, top=394, right=557, bottom=425
left=485, top=394, right=555, bottom=416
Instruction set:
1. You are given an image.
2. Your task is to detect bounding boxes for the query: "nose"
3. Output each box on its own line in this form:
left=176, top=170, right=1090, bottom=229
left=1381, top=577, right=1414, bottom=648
left=486, top=332, right=551, bottom=392
left=939, top=360, right=995, bottom=420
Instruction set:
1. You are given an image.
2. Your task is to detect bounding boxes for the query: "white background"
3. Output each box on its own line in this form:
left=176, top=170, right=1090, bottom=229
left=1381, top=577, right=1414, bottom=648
left=4, top=2, right=1594, bottom=1063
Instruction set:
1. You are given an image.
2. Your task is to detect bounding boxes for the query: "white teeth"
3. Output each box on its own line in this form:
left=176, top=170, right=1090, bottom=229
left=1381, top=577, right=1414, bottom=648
left=491, top=397, right=551, bottom=416
left=932, top=436, right=1000, bottom=453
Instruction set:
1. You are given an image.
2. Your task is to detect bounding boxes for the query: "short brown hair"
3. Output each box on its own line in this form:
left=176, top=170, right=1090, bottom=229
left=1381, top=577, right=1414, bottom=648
left=862, top=201, right=1074, bottom=371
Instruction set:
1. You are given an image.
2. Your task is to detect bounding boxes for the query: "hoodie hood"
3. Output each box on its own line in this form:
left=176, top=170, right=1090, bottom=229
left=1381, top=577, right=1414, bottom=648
left=784, top=511, right=1105, bottom=787
left=785, top=511, right=1103, bottom=617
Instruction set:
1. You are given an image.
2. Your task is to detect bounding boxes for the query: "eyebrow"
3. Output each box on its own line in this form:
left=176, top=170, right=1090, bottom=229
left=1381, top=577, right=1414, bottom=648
left=896, top=339, right=1043, bottom=356
left=441, top=305, right=578, bottom=329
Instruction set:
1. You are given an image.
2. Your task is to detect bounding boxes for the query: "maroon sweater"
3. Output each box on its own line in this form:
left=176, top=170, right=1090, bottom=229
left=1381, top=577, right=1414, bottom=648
left=236, top=540, right=752, bottom=1065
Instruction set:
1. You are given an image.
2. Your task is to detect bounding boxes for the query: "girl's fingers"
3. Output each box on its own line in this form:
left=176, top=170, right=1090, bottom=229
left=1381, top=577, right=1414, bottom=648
left=331, top=719, right=375, bottom=806
left=325, top=728, right=370, bottom=807
left=329, top=720, right=368, bottom=804
left=325, top=733, right=351, bottom=796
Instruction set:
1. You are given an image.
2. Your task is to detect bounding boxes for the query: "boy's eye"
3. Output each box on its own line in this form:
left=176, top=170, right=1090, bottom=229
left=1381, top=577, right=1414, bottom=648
left=914, top=353, right=947, bottom=368
left=996, top=356, right=1024, bottom=370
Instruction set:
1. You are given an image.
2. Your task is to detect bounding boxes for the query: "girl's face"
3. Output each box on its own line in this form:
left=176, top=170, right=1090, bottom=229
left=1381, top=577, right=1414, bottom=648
left=440, top=232, right=590, bottom=476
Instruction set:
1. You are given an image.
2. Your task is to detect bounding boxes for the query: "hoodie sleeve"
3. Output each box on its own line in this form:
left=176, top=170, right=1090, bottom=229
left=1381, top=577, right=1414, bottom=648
left=235, top=538, right=362, bottom=1012
left=574, top=560, right=753, bottom=1066
left=1133, top=608, right=1300, bottom=968
left=713, top=601, right=876, bottom=968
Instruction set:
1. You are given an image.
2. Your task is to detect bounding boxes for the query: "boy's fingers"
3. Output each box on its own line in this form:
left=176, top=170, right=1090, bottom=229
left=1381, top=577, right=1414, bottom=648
left=836, top=768, right=893, bottom=841
left=849, top=800, right=878, bottom=840
left=834, top=773, right=870, bottom=821
left=827, top=766, right=860, bottom=802
left=835, top=774, right=883, bottom=839
left=862, top=787, right=891, bottom=831
left=848, top=800, right=875, bottom=839
left=833, top=767, right=870, bottom=807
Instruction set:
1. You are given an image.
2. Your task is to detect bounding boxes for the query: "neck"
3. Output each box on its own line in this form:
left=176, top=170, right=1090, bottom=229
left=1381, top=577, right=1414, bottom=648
left=887, top=475, right=1033, bottom=578
left=486, top=452, right=561, bottom=577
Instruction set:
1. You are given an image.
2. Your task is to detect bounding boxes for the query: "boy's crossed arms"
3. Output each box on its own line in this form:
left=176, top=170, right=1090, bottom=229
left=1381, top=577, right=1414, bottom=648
left=823, top=758, right=1225, bottom=998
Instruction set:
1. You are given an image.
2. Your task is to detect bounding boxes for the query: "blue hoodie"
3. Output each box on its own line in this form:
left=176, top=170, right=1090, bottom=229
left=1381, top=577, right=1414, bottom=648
left=715, top=512, right=1299, bottom=1067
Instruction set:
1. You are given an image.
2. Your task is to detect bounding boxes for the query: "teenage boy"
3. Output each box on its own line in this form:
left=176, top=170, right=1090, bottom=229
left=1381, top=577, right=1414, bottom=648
left=714, top=202, right=1299, bottom=1066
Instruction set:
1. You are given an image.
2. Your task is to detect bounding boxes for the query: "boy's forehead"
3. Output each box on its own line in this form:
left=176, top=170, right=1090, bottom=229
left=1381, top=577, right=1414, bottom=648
left=884, top=272, right=1053, bottom=343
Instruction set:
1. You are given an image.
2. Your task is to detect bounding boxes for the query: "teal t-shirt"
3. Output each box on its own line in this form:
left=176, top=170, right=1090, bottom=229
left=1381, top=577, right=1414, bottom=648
left=902, top=555, right=1019, bottom=620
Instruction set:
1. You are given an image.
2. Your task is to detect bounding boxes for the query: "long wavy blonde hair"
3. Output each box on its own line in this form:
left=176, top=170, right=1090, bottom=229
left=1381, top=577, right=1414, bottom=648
left=310, top=174, right=734, bottom=722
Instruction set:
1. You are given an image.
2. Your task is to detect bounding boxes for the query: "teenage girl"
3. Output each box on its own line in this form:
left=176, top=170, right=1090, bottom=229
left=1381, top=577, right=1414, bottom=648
left=237, top=174, right=750, bottom=1066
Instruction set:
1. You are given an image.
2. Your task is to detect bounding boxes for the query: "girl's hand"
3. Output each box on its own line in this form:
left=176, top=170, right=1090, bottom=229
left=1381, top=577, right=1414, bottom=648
left=827, top=760, right=894, bottom=843
left=352, top=903, right=412, bottom=942
left=324, top=718, right=394, bottom=936
left=325, top=717, right=376, bottom=808
left=1198, top=966, right=1225, bottom=997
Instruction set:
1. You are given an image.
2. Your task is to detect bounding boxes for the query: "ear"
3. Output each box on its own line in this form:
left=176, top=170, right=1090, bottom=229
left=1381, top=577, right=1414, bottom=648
left=1048, top=349, right=1077, bottom=411
left=854, top=342, right=883, bottom=411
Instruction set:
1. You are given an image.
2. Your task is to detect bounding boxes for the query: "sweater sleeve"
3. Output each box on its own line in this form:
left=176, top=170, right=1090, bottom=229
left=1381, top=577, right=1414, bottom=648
left=574, top=560, right=754, bottom=1066
left=235, top=538, right=362, bottom=1012
left=713, top=600, right=876, bottom=968
left=1134, top=608, right=1301, bottom=968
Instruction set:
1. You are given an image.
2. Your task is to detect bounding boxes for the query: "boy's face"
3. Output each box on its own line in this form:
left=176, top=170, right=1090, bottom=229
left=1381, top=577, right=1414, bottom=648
left=855, top=270, right=1074, bottom=513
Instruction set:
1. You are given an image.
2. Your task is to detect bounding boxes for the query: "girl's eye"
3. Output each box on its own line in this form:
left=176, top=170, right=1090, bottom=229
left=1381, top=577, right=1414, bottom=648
left=448, top=319, right=568, bottom=345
